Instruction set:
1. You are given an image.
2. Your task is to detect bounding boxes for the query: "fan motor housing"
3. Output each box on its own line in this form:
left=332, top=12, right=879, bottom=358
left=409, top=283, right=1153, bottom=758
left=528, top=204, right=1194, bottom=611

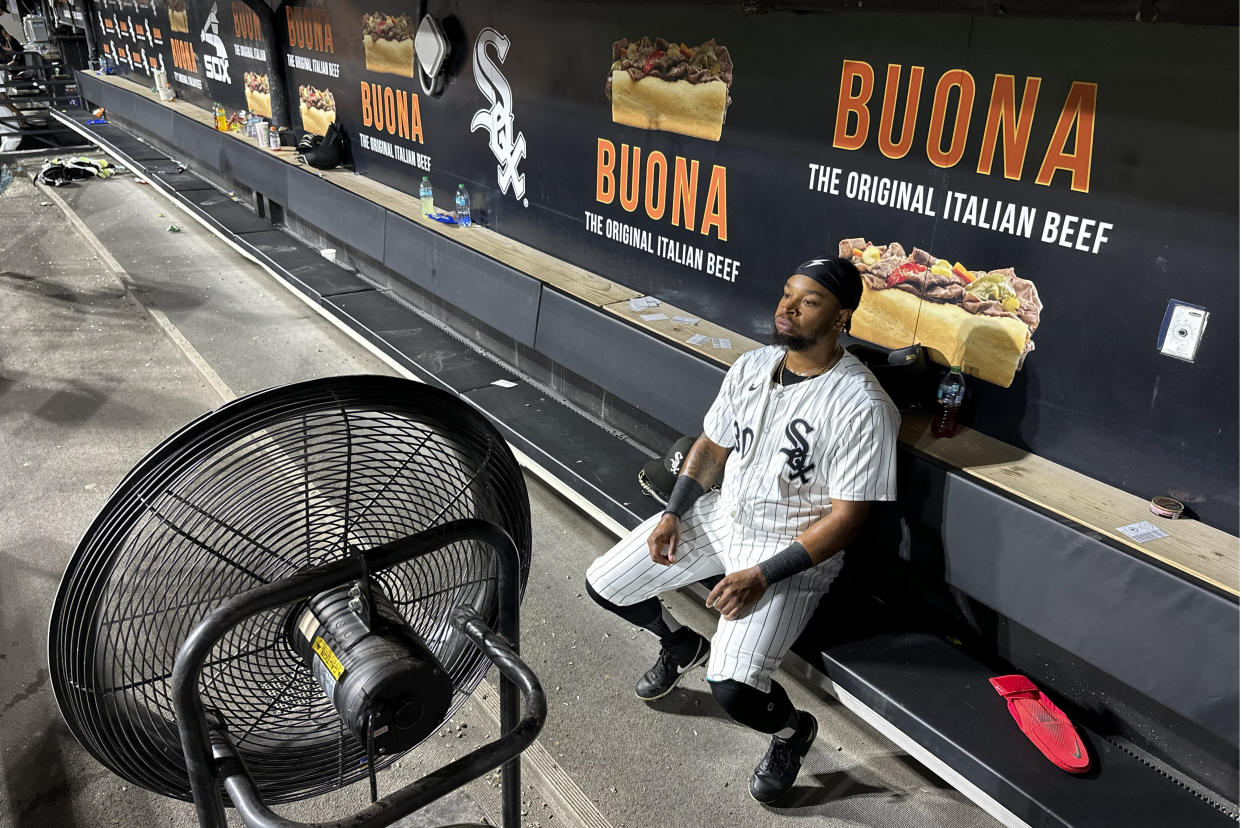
left=292, top=581, right=454, bottom=756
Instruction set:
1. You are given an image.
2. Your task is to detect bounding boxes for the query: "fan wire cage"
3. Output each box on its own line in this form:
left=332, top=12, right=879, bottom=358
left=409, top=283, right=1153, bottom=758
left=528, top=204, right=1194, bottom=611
left=50, top=376, right=532, bottom=805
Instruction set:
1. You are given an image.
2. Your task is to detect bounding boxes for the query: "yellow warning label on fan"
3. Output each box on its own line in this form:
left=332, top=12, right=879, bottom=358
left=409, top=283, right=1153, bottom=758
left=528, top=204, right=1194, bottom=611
left=312, top=636, right=345, bottom=680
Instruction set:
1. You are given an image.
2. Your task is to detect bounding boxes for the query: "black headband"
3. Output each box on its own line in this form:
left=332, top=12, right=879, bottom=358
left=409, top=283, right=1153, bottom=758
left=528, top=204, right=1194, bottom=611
left=794, top=258, right=863, bottom=310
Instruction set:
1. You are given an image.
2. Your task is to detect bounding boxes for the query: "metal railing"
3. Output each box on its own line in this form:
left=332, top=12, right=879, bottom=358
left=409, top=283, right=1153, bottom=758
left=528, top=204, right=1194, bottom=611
left=1, top=57, right=91, bottom=154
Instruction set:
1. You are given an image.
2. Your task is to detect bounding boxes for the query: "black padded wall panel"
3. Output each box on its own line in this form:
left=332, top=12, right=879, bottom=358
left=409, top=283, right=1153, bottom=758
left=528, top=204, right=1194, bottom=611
left=171, top=116, right=223, bottom=172
left=223, top=140, right=288, bottom=205
left=534, top=289, right=724, bottom=437
left=383, top=213, right=541, bottom=348
left=127, top=95, right=175, bottom=143
left=382, top=212, right=436, bottom=290
left=287, top=172, right=386, bottom=255
left=899, top=461, right=1239, bottom=745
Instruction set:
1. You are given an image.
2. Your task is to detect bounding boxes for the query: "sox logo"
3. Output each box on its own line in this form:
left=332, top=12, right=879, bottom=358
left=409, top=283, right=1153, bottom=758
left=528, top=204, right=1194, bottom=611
left=200, top=2, right=230, bottom=85
left=471, top=28, right=528, bottom=204
left=778, top=419, right=815, bottom=484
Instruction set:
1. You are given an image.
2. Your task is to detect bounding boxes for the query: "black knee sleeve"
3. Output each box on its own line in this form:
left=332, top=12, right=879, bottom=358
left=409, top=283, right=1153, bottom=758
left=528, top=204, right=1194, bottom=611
left=708, top=678, right=794, bottom=733
left=584, top=579, right=662, bottom=628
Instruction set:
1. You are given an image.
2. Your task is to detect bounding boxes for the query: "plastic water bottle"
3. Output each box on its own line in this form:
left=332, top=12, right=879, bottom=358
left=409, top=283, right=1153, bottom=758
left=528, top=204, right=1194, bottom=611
left=455, top=184, right=471, bottom=227
left=213, top=102, right=228, bottom=132
left=931, top=366, right=966, bottom=437
left=419, top=176, right=434, bottom=216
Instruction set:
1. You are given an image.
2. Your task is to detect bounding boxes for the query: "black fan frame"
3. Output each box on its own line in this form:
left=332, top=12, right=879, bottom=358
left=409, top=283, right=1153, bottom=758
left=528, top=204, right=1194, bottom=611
left=49, top=375, right=533, bottom=809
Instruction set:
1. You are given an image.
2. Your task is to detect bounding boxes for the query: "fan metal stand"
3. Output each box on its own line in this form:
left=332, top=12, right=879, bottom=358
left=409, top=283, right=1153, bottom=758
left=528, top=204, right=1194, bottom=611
left=171, top=518, right=544, bottom=828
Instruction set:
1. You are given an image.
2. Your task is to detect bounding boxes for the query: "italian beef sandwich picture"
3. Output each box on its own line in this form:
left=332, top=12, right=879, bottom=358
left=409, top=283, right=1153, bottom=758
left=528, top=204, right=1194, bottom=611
left=299, top=85, right=336, bottom=137
left=362, top=12, right=414, bottom=78
left=167, top=0, right=188, bottom=33
left=840, top=238, right=1044, bottom=388
left=244, top=72, right=271, bottom=119
left=606, top=37, right=733, bottom=142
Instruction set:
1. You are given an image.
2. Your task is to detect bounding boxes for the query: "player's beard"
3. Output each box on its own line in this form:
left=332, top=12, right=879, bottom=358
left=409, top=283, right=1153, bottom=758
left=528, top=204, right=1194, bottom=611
left=771, top=327, right=816, bottom=352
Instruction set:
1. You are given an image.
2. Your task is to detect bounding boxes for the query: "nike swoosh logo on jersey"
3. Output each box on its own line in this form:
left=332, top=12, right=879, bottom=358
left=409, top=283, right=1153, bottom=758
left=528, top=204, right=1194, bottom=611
left=748, top=382, right=760, bottom=391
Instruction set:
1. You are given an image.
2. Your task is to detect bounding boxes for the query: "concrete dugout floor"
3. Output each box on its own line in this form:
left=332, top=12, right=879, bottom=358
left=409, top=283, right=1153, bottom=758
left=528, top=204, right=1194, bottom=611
left=0, top=161, right=999, bottom=828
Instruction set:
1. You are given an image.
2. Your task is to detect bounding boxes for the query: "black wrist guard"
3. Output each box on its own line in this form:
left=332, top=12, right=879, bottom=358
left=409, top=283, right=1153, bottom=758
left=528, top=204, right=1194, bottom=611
left=662, top=475, right=705, bottom=520
left=758, top=541, right=813, bottom=585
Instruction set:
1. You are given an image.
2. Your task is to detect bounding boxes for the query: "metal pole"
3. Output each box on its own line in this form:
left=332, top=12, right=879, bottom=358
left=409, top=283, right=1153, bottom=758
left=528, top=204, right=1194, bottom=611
left=497, top=519, right=522, bottom=828
left=75, top=0, right=98, bottom=69
left=238, top=0, right=288, bottom=129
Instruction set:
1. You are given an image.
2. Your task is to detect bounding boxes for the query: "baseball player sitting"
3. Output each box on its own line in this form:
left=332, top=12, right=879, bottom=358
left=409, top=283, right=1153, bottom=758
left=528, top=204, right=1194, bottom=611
left=586, top=257, right=900, bottom=804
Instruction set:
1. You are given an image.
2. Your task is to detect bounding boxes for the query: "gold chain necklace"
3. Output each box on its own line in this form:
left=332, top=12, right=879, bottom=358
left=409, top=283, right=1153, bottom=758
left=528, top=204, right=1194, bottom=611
left=780, top=345, right=844, bottom=383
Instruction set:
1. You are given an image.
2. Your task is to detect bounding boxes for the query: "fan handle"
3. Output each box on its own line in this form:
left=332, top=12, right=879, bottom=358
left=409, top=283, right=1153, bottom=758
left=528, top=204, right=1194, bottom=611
left=170, top=519, right=540, bottom=828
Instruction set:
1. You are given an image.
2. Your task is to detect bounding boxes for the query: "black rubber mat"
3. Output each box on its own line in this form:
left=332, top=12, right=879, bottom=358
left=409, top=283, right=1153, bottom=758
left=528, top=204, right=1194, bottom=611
left=178, top=188, right=273, bottom=235
left=327, top=289, right=507, bottom=394
left=106, top=139, right=167, bottom=162
left=138, top=159, right=190, bottom=175
left=241, top=230, right=372, bottom=298
left=465, top=382, right=649, bottom=529
left=146, top=171, right=215, bottom=191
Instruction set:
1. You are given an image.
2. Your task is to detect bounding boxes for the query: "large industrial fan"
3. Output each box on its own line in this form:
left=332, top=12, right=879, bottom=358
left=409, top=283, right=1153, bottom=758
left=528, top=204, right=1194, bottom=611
left=49, top=376, right=546, bottom=827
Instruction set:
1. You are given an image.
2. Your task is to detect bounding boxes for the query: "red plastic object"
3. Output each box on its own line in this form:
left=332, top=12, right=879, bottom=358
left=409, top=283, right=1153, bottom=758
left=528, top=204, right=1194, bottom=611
left=990, top=675, right=1091, bottom=773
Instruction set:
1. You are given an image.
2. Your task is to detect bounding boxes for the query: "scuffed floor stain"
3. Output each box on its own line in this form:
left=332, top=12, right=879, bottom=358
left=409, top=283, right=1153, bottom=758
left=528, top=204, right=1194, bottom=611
left=2, top=667, right=48, bottom=715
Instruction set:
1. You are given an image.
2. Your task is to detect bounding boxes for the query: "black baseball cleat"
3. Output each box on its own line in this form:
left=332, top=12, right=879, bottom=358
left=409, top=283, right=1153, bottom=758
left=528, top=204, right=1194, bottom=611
left=634, top=631, right=710, bottom=701
left=749, top=711, right=818, bottom=804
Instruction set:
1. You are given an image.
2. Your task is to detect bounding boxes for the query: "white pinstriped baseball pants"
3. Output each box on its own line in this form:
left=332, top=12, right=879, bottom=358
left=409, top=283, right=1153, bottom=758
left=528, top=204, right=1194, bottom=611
left=585, top=490, right=843, bottom=692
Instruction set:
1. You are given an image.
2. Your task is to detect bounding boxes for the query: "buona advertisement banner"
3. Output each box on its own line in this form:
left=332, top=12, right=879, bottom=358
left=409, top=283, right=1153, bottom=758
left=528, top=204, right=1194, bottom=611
left=88, top=3, right=1238, bottom=532
left=93, top=0, right=273, bottom=112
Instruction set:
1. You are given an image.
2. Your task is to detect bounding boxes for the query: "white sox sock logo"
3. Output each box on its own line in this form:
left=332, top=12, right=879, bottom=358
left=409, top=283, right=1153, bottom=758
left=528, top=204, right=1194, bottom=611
left=200, top=3, right=230, bottom=84
left=779, top=419, right=815, bottom=483
left=470, top=28, right=527, bottom=203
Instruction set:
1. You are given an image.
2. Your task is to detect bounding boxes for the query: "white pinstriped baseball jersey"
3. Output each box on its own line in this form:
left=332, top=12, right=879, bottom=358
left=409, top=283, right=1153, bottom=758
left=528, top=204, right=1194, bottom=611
left=586, top=345, right=900, bottom=691
left=705, top=345, right=900, bottom=533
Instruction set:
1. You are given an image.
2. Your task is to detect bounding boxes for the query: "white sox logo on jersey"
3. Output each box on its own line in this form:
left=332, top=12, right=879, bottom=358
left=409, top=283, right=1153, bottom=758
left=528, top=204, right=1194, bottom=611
left=779, top=419, right=815, bottom=484
left=471, top=28, right=528, bottom=204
